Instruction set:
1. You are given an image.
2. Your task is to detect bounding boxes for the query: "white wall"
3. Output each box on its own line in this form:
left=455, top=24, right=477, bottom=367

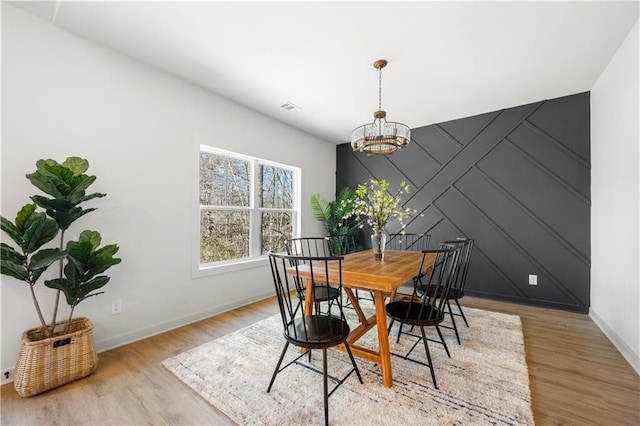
left=590, top=19, right=640, bottom=374
left=1, top=5, right=335, bottom=375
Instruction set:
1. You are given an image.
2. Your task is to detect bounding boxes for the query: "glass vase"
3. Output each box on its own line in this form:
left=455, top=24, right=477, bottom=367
left=371, top=231, right=387, bottom=261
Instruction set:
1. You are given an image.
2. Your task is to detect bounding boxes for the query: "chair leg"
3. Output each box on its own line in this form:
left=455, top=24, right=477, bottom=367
left=455, top=298, right=469, bottom=327
left=387, top=318, right=406, bottom=343
left=267, top=341, right=290, bottom=392
left=344, top=342, right=363, bottom=384
left=447, top=300, right=461, bottom=345
left=323, top=348, right=329, bottom=426
left=396, top=321, right=404, bottom=343
left=435, top=325, right=451, bottom=358
left=419, top=326, right=438, bottom=389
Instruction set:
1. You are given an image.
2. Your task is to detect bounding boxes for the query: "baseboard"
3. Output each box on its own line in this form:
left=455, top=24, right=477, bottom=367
left=95, top=289, right=275, bottom=354
left=589, top=308, right=640, bottom=376
left=465, top=290, right=589, bottom=313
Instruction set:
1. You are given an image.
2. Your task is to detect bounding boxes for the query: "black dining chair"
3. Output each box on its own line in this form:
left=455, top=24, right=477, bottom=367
left=419, top=238, right=474, bottom=345
left=386, top=232, right=431, bottom=252
left=385, top=246, right=461, bottom=389
left=386, top=233, right=431, bottom=340
left=387, top=233, right=431, bottom=295
left=267, top=252, right=363, bottom=426
left=285, top=237, right=340, bottom=314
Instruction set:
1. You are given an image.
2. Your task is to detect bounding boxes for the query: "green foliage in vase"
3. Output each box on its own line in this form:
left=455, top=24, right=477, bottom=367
left=348, top=179, right=416, bottom=234
left=0, top=157, right=120, bottom=337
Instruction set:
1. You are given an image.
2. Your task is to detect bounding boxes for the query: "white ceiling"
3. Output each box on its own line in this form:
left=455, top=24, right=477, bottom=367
left=9, top=1, right=640, bottom=144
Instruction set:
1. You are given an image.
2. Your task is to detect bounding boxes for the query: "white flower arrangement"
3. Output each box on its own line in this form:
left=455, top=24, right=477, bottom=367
left=348, top=179, right=416, bottom=234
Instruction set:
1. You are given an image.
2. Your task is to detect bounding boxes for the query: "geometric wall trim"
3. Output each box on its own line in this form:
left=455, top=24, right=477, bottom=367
left=336, top=92, right=590, bottom=312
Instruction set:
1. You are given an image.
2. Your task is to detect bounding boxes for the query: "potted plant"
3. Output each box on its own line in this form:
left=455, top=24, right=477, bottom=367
left=0, top=156, right=121, bottom=397
left=310, top=187, right=361, bottom=255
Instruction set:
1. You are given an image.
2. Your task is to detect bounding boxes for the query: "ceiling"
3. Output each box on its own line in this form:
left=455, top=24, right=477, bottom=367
left=8, top=1, right=639, bottom=144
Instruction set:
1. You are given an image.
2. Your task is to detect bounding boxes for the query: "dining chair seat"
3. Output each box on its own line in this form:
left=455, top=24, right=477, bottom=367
left=286, top=315, right=351, bottom=348
left=386, top=302, right=446, bottom=327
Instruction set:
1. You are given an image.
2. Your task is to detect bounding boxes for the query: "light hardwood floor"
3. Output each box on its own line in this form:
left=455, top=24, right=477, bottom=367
left=1, top=296, right=639, bottom=425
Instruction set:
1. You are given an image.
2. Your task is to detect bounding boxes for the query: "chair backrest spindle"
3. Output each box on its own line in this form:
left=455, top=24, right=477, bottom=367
left=406, top=247, right=461, bottom=323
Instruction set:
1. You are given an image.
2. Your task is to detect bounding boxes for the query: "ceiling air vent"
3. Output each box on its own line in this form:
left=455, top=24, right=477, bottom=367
left=280, top=102, right=301, bottom=112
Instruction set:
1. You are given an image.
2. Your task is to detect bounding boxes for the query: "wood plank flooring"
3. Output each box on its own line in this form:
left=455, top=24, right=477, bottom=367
left=1, top=296, right=639, bottom=425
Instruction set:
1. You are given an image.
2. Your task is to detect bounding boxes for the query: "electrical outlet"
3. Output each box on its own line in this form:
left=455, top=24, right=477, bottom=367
left=2, top=369, right=13, bottom=384
left=111, top=299, right=122, bottom=314
left=528, top=274, right=538, bottom=286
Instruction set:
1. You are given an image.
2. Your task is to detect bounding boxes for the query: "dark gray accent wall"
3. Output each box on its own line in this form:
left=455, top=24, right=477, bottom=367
left=336, top=92, right=590, bottom=313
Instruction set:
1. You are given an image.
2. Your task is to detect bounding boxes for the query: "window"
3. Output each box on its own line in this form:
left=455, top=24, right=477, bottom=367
left=198, top=145, right=299, bottom=268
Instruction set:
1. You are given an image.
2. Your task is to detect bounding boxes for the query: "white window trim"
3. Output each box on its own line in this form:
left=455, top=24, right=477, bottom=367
left=192, top=145, right=300, bottom=278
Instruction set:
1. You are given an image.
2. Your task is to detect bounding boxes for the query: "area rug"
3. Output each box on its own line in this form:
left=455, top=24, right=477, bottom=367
left=162, top=302, right=534, bottom=425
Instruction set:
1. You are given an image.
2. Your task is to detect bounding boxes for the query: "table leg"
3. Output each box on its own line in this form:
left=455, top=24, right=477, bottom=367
left=344, top=288, right=369, bottom=326
left=304, top=279, right=314, bottom=316
left=301, top=280, right=315, bottom=355
left=373, top=290, right=393, bottom=387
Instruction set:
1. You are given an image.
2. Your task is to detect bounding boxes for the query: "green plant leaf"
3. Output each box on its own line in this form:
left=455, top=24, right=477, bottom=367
left=78, top=192, right=106, bottom=204
left=1, top=242, right=25, bottom=264
left=85, top=244, right=121, bottom=276
left=14, top=204, right=37, bottom=234
left=26, top=169, right=64, bottom=198
left=43, top=278, right=76, bottom=306
left=78, top=230, right=102, bottom=249
left=46, top=207, right=94, bottom=230
left=27, top=159, right=75, bottom=197
left=309, top=193, right=330, bottom=223
left=1, top=216, right=22, bottom=248
left=67, top=175, right=99, bottom=204
left=62, top=157, right=89, bottom=175
left=78, top=275, right=110, bottom=299
left=22, top=215, right=60, bottom=253
left=30, top=248, right=67, bottom=283
left=31, top=195, right=75, bottom=212
left=333, top=187, right=355, bottom=217
left=1, top=259, right=28, bottom=281
left=29, top=248, right=66, bottom=271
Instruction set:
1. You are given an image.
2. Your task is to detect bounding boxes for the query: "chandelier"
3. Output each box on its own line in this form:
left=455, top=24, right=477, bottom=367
left=351, top=59, right=410, bottom=155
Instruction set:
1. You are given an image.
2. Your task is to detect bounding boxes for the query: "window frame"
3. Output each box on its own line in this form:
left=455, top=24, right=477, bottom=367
left=194, top=145, right=300, bottom=277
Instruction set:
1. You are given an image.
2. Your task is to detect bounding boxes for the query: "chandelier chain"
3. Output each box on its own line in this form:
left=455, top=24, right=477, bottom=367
left=378, top=66, right=382, bottom=111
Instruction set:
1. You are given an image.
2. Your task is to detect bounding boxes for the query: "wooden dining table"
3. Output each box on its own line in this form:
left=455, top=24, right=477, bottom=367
left=291, top=249, right=433, bottom=388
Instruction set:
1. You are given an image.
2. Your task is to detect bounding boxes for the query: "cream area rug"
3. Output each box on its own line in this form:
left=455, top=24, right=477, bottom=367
left=162, top=301, right=534, bottom=425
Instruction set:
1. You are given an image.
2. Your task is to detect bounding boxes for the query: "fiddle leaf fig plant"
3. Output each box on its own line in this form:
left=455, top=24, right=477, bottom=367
left=0, top=157, right=120, bottom=338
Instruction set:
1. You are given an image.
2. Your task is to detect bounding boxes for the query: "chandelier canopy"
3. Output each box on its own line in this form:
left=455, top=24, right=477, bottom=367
left=351, top=59, right=410, bottom=155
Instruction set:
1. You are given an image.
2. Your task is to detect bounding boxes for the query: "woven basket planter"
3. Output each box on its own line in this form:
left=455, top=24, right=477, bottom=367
left=14, top=317, right=98, bottom=397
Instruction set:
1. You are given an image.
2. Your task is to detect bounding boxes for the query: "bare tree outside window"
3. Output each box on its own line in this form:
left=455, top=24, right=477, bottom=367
left=260, top=165, right=293, bottom=254
left=199, top=148, right=297, bottom=265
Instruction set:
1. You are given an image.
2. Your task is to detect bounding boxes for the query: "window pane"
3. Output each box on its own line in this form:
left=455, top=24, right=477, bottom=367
left=200, top=152, right=250, bottom=206
left=260, top=165, right=293, bottom=209
left=261, top=212, right=292, bottom=254
left=201, top=210, right=250, bottom=263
